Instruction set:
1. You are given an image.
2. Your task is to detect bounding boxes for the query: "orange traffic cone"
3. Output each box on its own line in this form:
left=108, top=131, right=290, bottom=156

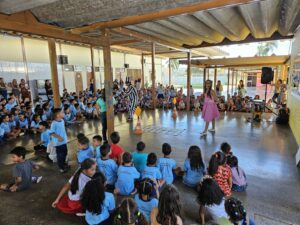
left=134, top=116, right=143, bottom=135
left=172, top=106, right=177, bottom=119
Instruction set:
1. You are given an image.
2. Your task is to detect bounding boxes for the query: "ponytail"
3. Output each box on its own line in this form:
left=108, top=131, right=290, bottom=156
left=208, top=151, right=225, bottom=176
left=225, top=197, right=247, bottom=225
left=70, top=158, right=95, bottom=195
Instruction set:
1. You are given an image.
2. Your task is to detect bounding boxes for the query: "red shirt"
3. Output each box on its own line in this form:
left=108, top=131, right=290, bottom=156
left=213, top=165, right=232, bottom=197
left=110, top=144, right=124, bottom=165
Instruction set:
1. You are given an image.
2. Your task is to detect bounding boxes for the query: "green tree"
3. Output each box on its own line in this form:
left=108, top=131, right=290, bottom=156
left=257, top=41, right=278, bottom=56
left=167, top=59, right=180, bottom=71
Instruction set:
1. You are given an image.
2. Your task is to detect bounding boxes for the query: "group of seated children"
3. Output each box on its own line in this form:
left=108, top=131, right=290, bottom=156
left=46, top=129, right=251, bottom=225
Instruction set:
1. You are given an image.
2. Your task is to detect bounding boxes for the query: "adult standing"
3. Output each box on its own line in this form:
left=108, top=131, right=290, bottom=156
left=19, top=79, right=31, bottom=102
left=11, top=79, right=21, bottom=103
left=0, top=77, right=7, bottom=100
left=272, top=79, right=283, bottom=108
left=89, top=78, right=94, bottom=94
left=201, top=80, right=220, bottom=137
left=45, top=80, right=53, bottom=99
left=237, top=80, right=246, bottom=98
left=216, top=80, right=223, bottom=97
left=123, top=82, right=139, bottom=121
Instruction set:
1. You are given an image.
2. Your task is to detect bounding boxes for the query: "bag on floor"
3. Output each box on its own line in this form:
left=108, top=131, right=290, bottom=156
left=47, top=141, right=57, bottom=163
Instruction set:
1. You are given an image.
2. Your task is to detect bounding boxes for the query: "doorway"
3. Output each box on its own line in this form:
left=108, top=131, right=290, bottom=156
left=75, top=72, right=83, bottom=94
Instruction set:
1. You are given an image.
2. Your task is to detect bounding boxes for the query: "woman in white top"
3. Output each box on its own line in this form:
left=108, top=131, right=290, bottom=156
left=237, top=80, right=246, bottom=98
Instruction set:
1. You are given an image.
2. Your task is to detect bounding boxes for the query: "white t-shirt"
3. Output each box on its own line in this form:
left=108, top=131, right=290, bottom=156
left=68, top=173, right=91, bottom=201
left=207, top=199, right=227, bottom=219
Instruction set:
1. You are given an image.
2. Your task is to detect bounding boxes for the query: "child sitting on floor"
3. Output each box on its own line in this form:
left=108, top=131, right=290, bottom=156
left=52, top=158, right=96, bottom=214
left=81, top=172, right=116, bottom=225
left=183, top=145, right=206, bottom=188
left=1, top=114, right=20, bottom=140
left=135, top=178, right=159, bottom=222
left=77, top=135, right=94, bottom=165
left=228, top=156, right=247, bottom=192
left=34, top=121, right=51, bottom=152
left=115, top=152, right=140, bottom=196
left=93, top=135, right=103, bottom=159
left=30, top=114, right=42, bottom=134
left=157, top=143, right=181, bottom=185
left=0, top=146, right=42, bottom=192
left=96, top=143, right=118, bottom=191
left=220, top=142, right=233, bottom=164
left=18, top=113, right=29, bottom=134
left=132, top=141, right=148, bottom=173
left=110, top=131, right=124, bottom=165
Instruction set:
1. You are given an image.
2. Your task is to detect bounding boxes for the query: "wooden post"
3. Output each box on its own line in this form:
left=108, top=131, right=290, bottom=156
left=207, top=68, right=210, bottom=80
left=48, top=38, right=60, bottom=108
left=151, top=42, right=156, bottom=108
left=227, top=68, right=230, bottom=96
left=169, top=59, right=172, bottom=86
left=203, top=67, right=207, bottom=92
left=235, top=69, right=238, bottom=89
left=231, top=69, right=234, bottom=94
left=214, top=66, right=217, bottom=90
left=187, top=51, right=191, bottom=111
left=141, top=53, right=145, bottom=88
left=102, top=29, right=114, bottom=139
left=90, top=46, right=96, bottom=93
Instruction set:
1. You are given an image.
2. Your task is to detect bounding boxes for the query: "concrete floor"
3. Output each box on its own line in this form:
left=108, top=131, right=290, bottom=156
left=0, top=110, right=299, bottom=225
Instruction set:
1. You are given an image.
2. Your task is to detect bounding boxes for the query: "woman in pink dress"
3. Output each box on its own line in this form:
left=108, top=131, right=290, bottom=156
left=201, top=80, right=220, bottom=137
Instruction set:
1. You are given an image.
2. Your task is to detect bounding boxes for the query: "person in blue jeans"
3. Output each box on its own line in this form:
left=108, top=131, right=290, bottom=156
left=50, top=108, right=69, bottom=173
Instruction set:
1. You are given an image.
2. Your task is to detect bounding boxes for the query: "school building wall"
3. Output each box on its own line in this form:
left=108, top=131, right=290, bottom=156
left=288, top=28, right=300, bottom=146
left=0, top=34, right=163, bottom=95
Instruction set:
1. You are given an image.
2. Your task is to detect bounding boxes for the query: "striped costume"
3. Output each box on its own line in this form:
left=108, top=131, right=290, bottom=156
left=123, top=85, right=139, bottom=119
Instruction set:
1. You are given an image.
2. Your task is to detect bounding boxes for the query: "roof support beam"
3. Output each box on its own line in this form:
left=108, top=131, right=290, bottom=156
left=110, top=39, right=141, bottom=45
left=0, top=11, right=106, bottom=46
left=183, top=32, right=294, bottom=48
left=111, top=27, right=188, bottom=52
left=71, top=0, right=263, bottom=34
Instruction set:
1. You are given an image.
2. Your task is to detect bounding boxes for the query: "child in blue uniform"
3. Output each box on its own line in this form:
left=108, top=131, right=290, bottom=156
left=96, top=143, right=118, bottom=190
left=183, top=145, right=206, bottom=188
left=141, top=153, right=163, bottom=182
left=93, top=135, right=103, bottom=159
left=157, top=143, right=181, bottom=184
left=115, top=152, right=140, bottom=196
left=30, top=114, right=41, bottom=133
left=50, top=108, right=69, bottom=173
left=134, top=179, right=159, bottom=222
left=77, top=135, right=94, bottom=165
left=34, top=121, right=50, bottom=152
left=81, top=172, right=116, bottom=225
left=18, top=113, right=29, bottom=134
left=132, top=141, right=148, bottom=173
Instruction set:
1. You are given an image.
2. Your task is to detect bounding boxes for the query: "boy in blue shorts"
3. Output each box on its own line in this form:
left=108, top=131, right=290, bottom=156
left=157, top=143, right=181, bottom=184
left=77, top=135, right=94, bottom=164
left=50, top=108, right=69, bottom=173
left=96, top=143, right=118, bottom=191
left=115, top=152, right=140, bottom=196
left=132, top=141, right=148, bottom=173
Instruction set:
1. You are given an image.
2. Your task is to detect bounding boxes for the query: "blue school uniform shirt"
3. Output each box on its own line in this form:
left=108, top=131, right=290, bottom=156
left=77, top=146, right=94, bottom=164
left=141, top=166, right=162, bottom=180
left=157, top=157, right=177, bottom=184
left=86, top=106, right=94, bottom=114
left=95, top=146, right=101, bottom=159
left=115, top=166, right=140, bottom=195
left=41, top=114, right=47, bottom=121
left=18, top=118, right=28, bottom=128
left=45, top=109, right=52, bottom=119
left=9, top=120, right=16, bottom=129
left=79, top=102, right=86, bottom=112
left=134, top=195, right=158, bottom=222
left=85, top=192, right=115, bottom=225
left=183, top=159, right=206, bottom=187
left=41, top=129, right=51, bottom=147
left=0, top=127, right=4, bottom=138
left=64, top=112, right=75, bottom=123
left=50, top=119, right=67, bottom=147
left=1, top=122, right=11, bottom=134
left=30, top=120, right=40, bottom=129
left=132, top=152, right=148, bottom=173
left=5, top=103, right=14, bottom=112
left=70, top=105, right=77, bottom=116
left=97, top=158, right=118, bottom=185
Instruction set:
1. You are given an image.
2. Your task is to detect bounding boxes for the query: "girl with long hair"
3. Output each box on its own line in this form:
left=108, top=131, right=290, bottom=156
left=0, top=77, right=7, bottom=100
left=150, top=184, right=183, bottom=225
left=113, top=198, right=148, bottom=225
left=201, top=80, right=220, bottom=137
left=182, top=146, right=206, bottom=188
left=52, top=158, right=97, bottom=214
left=237, top=80, right=246, bottom=98
left=11, top=79, right=20, bottom=102
left=208, top=151, right=232, bottom=197
left=81, top=172, right=116, bottom=225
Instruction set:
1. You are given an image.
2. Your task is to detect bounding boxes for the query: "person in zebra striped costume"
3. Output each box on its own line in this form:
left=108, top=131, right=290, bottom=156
left=123, top=82, right=139, bottom=121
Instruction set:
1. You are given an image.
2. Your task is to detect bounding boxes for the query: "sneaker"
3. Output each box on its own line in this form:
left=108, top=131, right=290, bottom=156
left=208, top=129, right=215, bottom=133
left=36, top=176, right=43, bottom=184
left=76, top=213, right=86, bottom=217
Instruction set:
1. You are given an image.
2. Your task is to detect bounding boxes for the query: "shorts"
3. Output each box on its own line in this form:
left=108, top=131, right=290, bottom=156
left=157, top=94, right=164, bottom=99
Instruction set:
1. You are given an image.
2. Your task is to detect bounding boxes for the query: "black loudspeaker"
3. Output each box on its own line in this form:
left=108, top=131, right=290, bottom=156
left=261, top=67, right=274, bottom=84
left=58, top=55, right=68, bottom=65
left=124, top=63, right=129, bottom=68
